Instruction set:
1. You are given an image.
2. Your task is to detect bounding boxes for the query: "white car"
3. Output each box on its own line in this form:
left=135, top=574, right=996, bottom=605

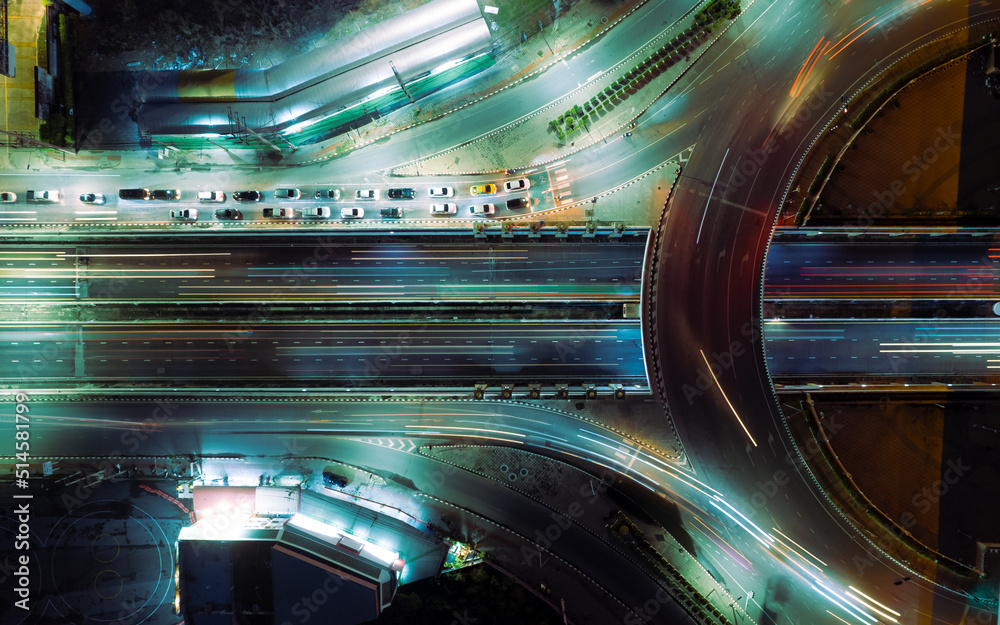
left=79, top=193, right=105, bottom=205
left=275, top=188, right=301, bottom=200
left=428, top=186, right=454, bottom=198
left=430, top=203, right=457, bottom=214
left=341, top=207, right=364, bottom=219
left=0, top=192, right=17, bottom=203
left=355, top=189, right=379, bottom=200
left=302, top=206, right=332, bottom=219
left=198, top=191, right=226, bottom=202
left=26, top=190, right=60, bottom=203
left=504, top=178, right=530, bottom=192
left=263, top=207, right=294, bottom=219
left=469, top=204, right=495, bottom=215
left=170, top=208, right=198, bottom=221
left=316, top=189, right=341, bottom=200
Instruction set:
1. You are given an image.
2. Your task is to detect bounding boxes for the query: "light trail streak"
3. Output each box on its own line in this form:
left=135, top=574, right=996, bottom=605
left=700, top=349, right=757, bottom=447
left=790, top=38, right=825, bottom=97
left=712, top=497, right=773, bottom=545
left=709, top=499, right=771, bottom=549
left=390, top=431, right=525, bottom=445
left=772, top=526, right=827, bottom=567
left=692, top=515, right=754, bottom=571
left=404, top=424, right=526, bottom=437
left=811, top=581, right=876, bottom=624
left=848, top=586, right=901, bottom=618
left=64, top=252, right=232, bottom=258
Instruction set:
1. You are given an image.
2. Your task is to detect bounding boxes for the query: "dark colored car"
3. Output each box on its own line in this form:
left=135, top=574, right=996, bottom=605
left=380, top=207, right=402, bottom=218
left=233, top=190, right=263, bottom=202
left=506, top=197, right=529, bottom=209
left=323, top=471, right=348, bottom=488
left=215, top=208, right=243, bottom=220
left=119, top=188, right=151, bottom=200
left=387, top=188, right=415, bottom=200
left=316, top=189, right=341, bottom=200
left=152, top=189, right=181, bottom=200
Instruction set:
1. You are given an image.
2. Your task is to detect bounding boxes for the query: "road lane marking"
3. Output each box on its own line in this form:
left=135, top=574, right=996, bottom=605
left=697, top=148, right=730, bottom=245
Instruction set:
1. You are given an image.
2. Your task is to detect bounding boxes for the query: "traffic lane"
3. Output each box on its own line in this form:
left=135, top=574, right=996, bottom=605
left=11, top=392, right=968, bottom=625
left=9, top=399, right=699, bottom=625
left=764, top=241, right=999, bottom=300
left=648, top=2, right=905, bottom=621
left=0, top=326, right=77, bottom=379
left=1, top=321, right=647, bottom=384
left=2, top=241, right=644, bottom=302
left=764, top=318, right=1000, bottom=377
left=0, top=245, right=78, bottom=302
left=7, top=394, right=918, bottom=625
left=614, top=0, right=992, bottom=621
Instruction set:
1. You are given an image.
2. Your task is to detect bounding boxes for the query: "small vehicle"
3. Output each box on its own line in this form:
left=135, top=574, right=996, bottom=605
left=198, top=191, right=226, bottom=203
left=323, top=471, right=348, bottom=488
left=504, top=178, right=530, bottom=192
left=470, top=183, right=497, bottom=196
left=79, top=193, right=105, bottom=205
left=316, top=189, right=341, bottom=200
left=380, top=207, right=402, bottom=218
left=301, top=206, right=332, bottom=219
left=470, top=204, right=495, bottom=215
left=152, top=189, right=181, bottom=200
left=233, top=190, right=264, bottom=202
left=214, top=208, right=242, bottom=220
left=430, top=203, right=457, bottom=214
left=428, top=186, right=454, bottom=198
left=27, top=190, right=61, bottom=203
left=623, top=132, right=632, bottom=138
left=341, top=207, right=364, bottom=219
left=170, top=208, right=198, bottom=221
left=119, top=188, right=151, bottom=201
left=263, top=207, right=294, bottom=219
left=0, top=192, right=15, bottom=203
left=274, top=188, right=301, bottom=200
left=506, top=197, right=529, bottom=209
left=355, top=189, right=379, bottom=200
left=387, top=188, right=415, bottom=200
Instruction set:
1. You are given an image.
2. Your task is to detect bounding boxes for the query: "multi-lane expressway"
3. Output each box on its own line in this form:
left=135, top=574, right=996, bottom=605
left=0, top=320, right=647, bottom=386
left=0, top=233, right=646, bottom=303
left=764, top=232, right=1000, bottom=301
left=764, top=231, right=1000, bottom=383
left=4, top=0, right=1000, bottom=624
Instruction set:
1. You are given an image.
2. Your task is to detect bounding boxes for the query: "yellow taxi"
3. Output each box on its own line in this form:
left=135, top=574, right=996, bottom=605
left=470, top=183, right=497, bottom=196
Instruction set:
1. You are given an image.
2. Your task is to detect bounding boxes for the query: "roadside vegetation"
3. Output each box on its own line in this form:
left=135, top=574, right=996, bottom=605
left=72, top=0, right=424, bottom=72
left=548, top=0, right=740, bottom=142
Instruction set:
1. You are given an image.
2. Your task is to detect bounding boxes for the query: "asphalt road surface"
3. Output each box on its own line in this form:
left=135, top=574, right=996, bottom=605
left=764, top=236, right=1000, bottom=300
left=0, top=320, right=647, bottom=387
left=0, top=234, right=646, bottom=303
left=764, top=318, right=1000, bottom=379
